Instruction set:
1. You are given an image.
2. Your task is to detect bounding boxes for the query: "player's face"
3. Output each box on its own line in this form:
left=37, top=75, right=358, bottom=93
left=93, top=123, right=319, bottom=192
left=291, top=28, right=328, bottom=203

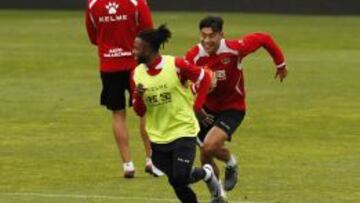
left=200, top=27, right=223, bottom=55
left=133, top=37, right=152, bottom=64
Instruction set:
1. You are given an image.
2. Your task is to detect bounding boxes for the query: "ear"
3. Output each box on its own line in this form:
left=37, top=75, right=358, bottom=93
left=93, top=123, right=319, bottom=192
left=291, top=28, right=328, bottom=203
left=140, top=40, right=150, bottom=53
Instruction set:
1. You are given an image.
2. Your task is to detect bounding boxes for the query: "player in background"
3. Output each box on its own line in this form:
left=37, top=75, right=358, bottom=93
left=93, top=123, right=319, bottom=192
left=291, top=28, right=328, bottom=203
left=185, top=15, right=288, bottom=192
left=131, top=25, right=227, bottom=203
left=85, top=0, right=158, bottom=178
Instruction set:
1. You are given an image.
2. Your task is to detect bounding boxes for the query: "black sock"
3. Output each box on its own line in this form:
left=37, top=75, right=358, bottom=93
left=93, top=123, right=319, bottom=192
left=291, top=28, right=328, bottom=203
left=189, top=167, right=206, bottom=184
left=173, top=186, right=198, bottom=203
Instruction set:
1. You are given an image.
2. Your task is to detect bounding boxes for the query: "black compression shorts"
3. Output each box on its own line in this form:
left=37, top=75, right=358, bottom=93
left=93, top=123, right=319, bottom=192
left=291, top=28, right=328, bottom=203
left=197, top=108, right=245, bottom=145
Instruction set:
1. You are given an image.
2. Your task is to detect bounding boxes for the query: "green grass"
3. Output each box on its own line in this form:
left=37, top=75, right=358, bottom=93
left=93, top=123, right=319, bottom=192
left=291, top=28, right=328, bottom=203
left=1, top=10, right=360, bottom=203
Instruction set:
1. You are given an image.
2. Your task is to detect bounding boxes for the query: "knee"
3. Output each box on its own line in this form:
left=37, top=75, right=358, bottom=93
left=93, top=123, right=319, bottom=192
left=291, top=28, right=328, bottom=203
left=169, top=174, right=189, bottom=188
left=202, top=143, right=217, bottom=156
left=200, top=153, right=210, bottom=165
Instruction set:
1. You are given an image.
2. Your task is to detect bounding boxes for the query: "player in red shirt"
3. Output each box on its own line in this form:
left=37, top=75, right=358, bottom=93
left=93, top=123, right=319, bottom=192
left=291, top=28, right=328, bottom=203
left=85, top=0, right=155, bottom=178
left=185, top=16, right=288, bottom=192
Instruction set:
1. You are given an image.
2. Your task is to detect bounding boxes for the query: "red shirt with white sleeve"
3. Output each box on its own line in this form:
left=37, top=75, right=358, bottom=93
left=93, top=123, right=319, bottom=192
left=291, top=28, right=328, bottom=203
left=85, top=0, right=153, bottom=72
left=131, top=56, right=212, bottom=117
left=185, top=33, right=286, bottom=113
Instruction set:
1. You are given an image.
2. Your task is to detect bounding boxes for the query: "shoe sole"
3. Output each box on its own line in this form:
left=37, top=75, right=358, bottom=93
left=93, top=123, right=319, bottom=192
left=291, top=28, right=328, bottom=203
left=211, top=196, right=228, bottom=203
left=124, top=171, right=135, bottom=179
left=224, top=171, right=237, bottom=191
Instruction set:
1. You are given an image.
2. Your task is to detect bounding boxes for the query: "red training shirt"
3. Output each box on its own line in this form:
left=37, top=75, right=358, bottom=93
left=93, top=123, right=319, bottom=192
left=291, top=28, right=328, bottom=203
left=85, top=0, right=153, bottom=72
left=185, top=33, right=286, bottom=113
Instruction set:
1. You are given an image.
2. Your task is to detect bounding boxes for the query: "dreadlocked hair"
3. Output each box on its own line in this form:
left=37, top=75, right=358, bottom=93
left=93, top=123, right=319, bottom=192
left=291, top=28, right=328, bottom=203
left=138, top=24, right=172, bottom=53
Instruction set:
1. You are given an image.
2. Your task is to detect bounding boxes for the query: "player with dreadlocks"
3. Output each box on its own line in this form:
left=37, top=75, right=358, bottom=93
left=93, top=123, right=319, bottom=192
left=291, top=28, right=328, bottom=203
left=131, top=24, right=227, bottom=203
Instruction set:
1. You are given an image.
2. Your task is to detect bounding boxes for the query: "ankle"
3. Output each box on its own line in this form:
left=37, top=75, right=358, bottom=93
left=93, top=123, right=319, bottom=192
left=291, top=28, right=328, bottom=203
left=145, top=157, right=152, bottom=166
left=202, top=165, right=213, bottom=181
left=123, top=161, right=135, bottom=171
left=226, top=155, right=236, bottom=167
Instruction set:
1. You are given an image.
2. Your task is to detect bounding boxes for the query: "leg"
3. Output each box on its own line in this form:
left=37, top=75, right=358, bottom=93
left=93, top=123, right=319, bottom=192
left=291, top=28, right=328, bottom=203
left=196, top=112, right=221, bottom=177
left=170, top=138, right=199, bottom=203
left=112, top=110, right=134, bottom=178
left=100, top=71, right=135, bottom=178
left=151, top=146, right=172, bottom=177
left=171, top=138, right=225, bottom=203
left=189, top=163, right=225, bottom=203
left=201, top=128, right=230, bottom=201
left=112, top=110, right=131, bottom=162
left=202, top=126, right=230, bottom=163
left=188, top=161, right=226, bottom=202
left=202, top=127, right=236, bottom=192
left=202, top=110, right=246, bottom=191
left=170, top=182, right=198, bottom=203
left=151, top=143, right=197, bottom=203
left=200, top=147, right=221, bottom=178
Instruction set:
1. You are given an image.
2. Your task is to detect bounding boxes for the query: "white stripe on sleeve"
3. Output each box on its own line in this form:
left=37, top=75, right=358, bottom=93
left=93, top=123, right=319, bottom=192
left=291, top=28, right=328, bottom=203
left=277, top=62, right=286, bottom=68
left=89, top=0, right=98, bottom=9
left=196, top=69, right=205, bottom=84
left=130, top=0, right=138, bottom=6
left=89, top=13, right=96, bottom=28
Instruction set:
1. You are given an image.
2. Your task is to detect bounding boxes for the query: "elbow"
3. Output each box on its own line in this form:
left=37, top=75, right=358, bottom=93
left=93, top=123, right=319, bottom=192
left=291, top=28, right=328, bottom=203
left=254, top=32, right=273, bottom=44
left=257, top=32, right=271, bottom=38
left=90, top=37, right=97, bottom=45
left=253, top=32, right=272, bottom=45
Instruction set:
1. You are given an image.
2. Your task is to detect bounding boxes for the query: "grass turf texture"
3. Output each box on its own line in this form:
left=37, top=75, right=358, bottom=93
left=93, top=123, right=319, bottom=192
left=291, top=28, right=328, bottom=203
left=0, top=10, right=359, bottom=203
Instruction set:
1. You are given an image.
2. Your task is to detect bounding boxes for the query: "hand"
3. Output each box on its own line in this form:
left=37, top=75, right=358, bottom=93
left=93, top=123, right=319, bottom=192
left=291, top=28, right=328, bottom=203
left=204, top=67, right=216, bottom=92
left=136, top=83, right=147, bottom=98
left=195, top=108, right=215, bottom=127
left=275, top=66, right=288, bottom=82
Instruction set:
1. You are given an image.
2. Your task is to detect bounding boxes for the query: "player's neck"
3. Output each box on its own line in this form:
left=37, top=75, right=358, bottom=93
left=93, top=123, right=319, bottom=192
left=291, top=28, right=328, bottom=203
left=146, top=54, right=162, bottom=70
left=207, top=44, right=221, bottom=56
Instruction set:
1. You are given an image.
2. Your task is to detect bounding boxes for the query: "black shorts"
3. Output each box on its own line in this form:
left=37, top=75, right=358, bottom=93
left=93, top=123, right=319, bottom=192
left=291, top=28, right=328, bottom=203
left=151, top=137, right=196, bottom=184
left=197, top=108, right=245, bottom=145
left=100, top=71, right=132, bottom=111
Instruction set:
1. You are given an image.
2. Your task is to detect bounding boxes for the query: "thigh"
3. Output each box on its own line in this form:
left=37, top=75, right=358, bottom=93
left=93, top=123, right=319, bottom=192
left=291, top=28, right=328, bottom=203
left=196, top=108, right=217, bottom=146
left=151, top=147, right=173, bottom=177
left=196, top=121, right=213, bottom=146
left=100, top=71, right=128, bottom=111
left=122, top=71, right=133, bottom=107
left=172, top=138, right=197, bottom=182
left=203, top=126, right=229, bottom=149
left=213, top=110, right=245, bottom=141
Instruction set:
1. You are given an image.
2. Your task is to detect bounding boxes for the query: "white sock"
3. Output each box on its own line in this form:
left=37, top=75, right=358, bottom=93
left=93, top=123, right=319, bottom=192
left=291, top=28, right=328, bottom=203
left=226, top=155, right=236, bottom=167
left=203, top=166, right=212, bottom=181
left=219, top=180, right=227, bottom=198
left=123, top=161, right=135, bottom=171
left=145, top=157, right=152, bottom=166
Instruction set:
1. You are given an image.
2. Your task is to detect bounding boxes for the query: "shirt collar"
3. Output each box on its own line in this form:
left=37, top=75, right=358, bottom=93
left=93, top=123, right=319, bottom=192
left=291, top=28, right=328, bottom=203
left=146, top=55, right=163, bottom=70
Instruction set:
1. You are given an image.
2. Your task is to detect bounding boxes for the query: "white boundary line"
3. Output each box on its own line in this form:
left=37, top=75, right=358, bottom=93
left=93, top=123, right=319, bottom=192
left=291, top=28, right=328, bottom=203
left=0, top=192, right=178, bottom=202
left=0, top=192, right=262, bottom=203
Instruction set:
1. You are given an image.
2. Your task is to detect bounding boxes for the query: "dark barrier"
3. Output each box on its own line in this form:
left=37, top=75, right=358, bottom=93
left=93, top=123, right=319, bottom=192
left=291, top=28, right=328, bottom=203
left=1, top=0, right=360, bottom=15
left=150, top=0, right=360, bottom=15
left=0, top=0, right=85, bottom=10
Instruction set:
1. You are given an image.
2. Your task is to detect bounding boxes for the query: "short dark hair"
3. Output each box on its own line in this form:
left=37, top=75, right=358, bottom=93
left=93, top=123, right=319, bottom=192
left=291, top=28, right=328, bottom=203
left=138, top=24, right=172, bottom=53
left=199, top=15, right=224, bottom=32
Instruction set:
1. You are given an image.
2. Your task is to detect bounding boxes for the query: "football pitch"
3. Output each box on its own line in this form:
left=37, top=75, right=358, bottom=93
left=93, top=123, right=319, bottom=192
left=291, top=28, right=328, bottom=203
left=0, top=10, right=359, bottom=203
